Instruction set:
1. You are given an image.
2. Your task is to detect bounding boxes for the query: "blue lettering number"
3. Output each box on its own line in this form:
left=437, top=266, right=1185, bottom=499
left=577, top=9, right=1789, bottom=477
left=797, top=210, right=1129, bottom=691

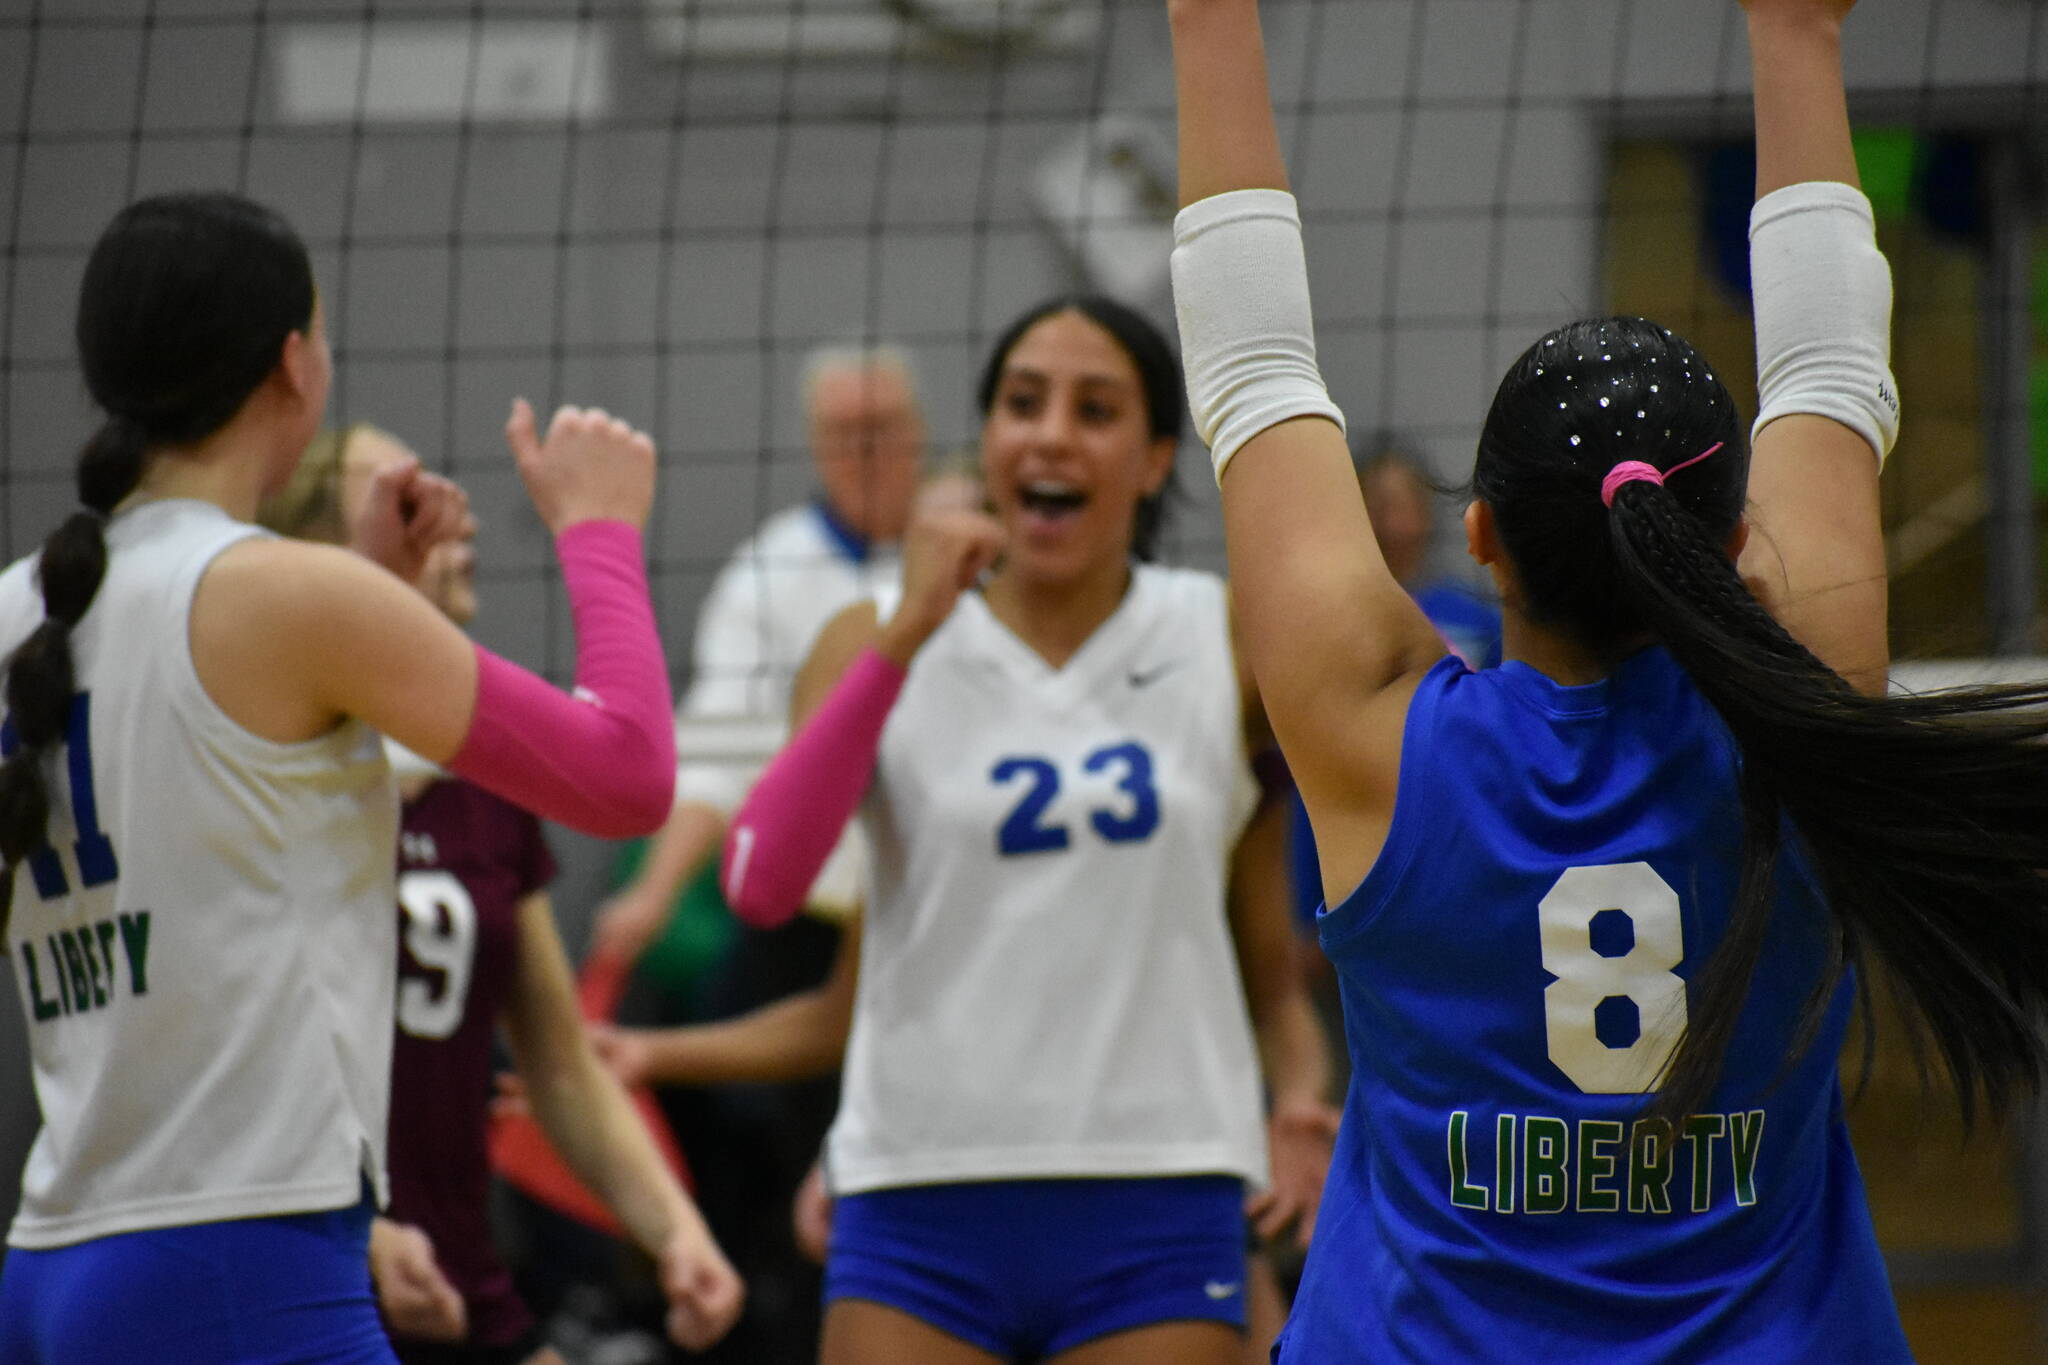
left=993, top=757, right=1069, bottom=856
left=991, top=741, right=1162, bottom=856
left=1084, top=741, right=1160, bottom=844
left=0, top=693, right=121, bottom=899
left=64, top=695, right=118, bottom=888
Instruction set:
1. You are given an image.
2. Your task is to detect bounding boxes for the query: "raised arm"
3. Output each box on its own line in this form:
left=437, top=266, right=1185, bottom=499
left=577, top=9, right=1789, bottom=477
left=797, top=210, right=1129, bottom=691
left=1737, top=0, right=1892, bottom=693
left=721, top=509, right=1002, bottom=925
left=590, top=553, right=774, bottom=963
left=1168, top=0, right=1444, bottom=894
left=195, top=403, right=677, bottom=837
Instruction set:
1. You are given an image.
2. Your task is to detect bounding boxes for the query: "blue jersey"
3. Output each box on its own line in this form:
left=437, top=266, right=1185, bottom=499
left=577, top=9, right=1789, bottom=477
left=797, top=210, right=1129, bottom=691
left=1280, top=650, right=1908, bottom=1362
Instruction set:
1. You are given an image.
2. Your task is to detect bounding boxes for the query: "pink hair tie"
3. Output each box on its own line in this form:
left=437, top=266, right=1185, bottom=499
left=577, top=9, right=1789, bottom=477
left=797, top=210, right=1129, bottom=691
left=1599, top=441, right=1724, bottom=508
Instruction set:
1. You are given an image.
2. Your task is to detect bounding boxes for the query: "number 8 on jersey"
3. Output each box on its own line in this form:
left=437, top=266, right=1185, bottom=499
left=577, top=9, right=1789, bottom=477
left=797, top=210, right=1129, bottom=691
left=1538, top=862, right=1688, bottom=1095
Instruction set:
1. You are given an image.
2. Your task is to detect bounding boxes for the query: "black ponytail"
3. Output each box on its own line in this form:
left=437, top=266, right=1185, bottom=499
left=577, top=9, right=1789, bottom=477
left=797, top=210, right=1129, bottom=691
left=0, top=193, right=313, bottom=939
left=0, top=450, right=131, bottom=925
left=1611, top=480, right=2048, bottom=1127
left=76, top=416, right=149, bottom=519
left=1478, top=316, right=2048, bottom=1127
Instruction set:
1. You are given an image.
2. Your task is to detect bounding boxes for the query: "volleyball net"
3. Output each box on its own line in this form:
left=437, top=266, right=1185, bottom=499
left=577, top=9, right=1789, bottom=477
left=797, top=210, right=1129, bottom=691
left=3, top=1, right=2038, bottom=673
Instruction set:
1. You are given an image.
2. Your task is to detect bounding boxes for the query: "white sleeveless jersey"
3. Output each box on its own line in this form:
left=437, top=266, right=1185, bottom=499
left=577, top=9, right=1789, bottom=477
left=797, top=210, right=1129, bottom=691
left=0, top=500, right=398, bottom=1248
left=828, top=564, right=1268, bottom=1195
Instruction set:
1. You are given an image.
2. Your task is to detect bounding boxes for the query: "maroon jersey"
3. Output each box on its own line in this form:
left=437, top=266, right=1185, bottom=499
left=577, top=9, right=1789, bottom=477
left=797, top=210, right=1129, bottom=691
left=385, top=779, right=557, bottom=1353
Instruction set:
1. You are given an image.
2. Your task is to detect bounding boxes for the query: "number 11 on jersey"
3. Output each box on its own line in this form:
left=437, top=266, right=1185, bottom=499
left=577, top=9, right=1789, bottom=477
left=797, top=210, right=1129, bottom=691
left=1, top=692, right=122, bottom=900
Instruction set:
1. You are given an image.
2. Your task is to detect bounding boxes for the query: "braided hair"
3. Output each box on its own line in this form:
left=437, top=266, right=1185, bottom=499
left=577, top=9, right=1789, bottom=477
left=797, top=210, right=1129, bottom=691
left=1477, top=315, right=2048, bottom=1128
left=0, top=194, right=315, bottom=936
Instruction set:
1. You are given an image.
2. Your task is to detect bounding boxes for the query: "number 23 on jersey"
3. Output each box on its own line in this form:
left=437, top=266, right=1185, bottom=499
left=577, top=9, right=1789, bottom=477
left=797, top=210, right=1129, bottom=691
left=991, top=740, right=1161, bottom=857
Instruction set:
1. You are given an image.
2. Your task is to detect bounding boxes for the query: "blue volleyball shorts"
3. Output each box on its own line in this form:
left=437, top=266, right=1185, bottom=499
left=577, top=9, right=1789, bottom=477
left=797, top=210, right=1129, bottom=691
left=824, top=1174, right=1249, bottom=1359
left=0, top=1197, right=397, bottom=1364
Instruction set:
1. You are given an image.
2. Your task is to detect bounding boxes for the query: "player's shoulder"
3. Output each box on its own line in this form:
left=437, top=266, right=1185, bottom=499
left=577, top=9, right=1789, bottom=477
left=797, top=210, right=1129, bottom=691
left=198, top=536, right=433, bottom=662
left=16, top=501, right=273, bottom=630
left=202, top=534, right=371, bottom=602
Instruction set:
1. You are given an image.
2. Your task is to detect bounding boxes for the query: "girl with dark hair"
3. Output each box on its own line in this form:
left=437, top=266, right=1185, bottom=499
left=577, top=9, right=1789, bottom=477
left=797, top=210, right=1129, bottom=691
left=714, top=296, right=1337, bottom=1364
left=0, top=193, right=690, bottom=1363
left=973, top=295, right=1185, bottom=565
left=1168, top=0, right=2046, bottom=1357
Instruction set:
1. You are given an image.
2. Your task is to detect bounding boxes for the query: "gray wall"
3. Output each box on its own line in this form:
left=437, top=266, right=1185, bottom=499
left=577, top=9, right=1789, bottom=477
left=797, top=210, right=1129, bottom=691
left=1, top=0, right=2043, bottom=1233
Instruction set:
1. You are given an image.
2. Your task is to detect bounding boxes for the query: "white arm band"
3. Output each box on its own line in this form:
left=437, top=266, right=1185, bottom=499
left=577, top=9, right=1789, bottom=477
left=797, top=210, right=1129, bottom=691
left=1749, top=181, right=1900, bottom=467
left=1171, top=188, right=1347, bottom=483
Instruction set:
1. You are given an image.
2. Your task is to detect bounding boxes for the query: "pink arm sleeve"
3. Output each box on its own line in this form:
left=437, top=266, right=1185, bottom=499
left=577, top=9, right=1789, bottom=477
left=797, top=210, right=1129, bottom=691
left=722, top=647, right=906, bottom=928
left=449, top=520, right=676, bottom=838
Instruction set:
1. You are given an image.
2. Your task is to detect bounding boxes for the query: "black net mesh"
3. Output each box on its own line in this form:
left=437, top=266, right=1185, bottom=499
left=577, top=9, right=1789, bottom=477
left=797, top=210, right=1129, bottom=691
left=4, top=0, right=2048, bottom=1341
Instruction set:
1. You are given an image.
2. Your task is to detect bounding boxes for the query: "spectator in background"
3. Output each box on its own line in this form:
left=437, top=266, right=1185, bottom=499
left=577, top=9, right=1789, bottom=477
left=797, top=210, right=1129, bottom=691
left=1355, top=444, right=1502, bottom=669
left=591, top=347, right=923, bottom=969
left=587, top=345, right=924, bottom=1365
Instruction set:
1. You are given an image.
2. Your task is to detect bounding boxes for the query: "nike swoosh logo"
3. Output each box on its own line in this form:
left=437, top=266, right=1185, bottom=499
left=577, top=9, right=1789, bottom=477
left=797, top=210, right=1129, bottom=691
left=1128, top=660, right=1182, bottom=688
left=1204, top=1280, right=1242, bottom=1300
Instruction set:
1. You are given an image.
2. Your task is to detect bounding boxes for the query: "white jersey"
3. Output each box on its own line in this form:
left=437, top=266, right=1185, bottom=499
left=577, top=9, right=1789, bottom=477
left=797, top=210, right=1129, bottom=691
left=828, top=564, right=1268, bottom=1195
left=677, top=502, right=897, bottom=914
left=0, top=500, right=397, bottom=1249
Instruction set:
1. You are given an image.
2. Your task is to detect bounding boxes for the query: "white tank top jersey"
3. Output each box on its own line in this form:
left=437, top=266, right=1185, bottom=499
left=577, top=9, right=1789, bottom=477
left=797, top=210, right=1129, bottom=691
left=0, top=499, right=398, bottom=1249
left=829, top=563, right=1269, bottom=1196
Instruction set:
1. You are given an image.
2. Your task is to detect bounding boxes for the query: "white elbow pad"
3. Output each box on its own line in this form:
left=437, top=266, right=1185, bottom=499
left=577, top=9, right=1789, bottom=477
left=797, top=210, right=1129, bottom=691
left=1749, top=181, right=1900, bottom=467
left=1171, top=188, right=1346, bottom=483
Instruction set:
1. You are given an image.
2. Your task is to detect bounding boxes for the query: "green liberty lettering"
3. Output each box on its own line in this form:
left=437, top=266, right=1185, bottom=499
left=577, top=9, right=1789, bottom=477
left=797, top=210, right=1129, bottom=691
left=79, top=927, right=107, bottom=1008
left=20, top=944, right=60, bottom=1022
left=61, top=933, right=96, bottom=1010
left=1447, top=1111, right=1490, bottom=1210
left=1681, top=1113, right=1726, bottom=1212
left=1495, top=1114, right=1517, bottom=1215
left=49, top=935, right=74, bottom=1014
left=94, top=921, right=119, bottom=998
left=1730, top=1110, right=1766, bottom=1206
left=1628, top=1120, right=1675, bottom=1214
left=1576, top=1120, right=1623, bottom=1212
left=1524, top=1116, right=1569, bottom=1214
left=117, top=912, right=151, bottom=997
left=58, top=931, right=91, bottom=1012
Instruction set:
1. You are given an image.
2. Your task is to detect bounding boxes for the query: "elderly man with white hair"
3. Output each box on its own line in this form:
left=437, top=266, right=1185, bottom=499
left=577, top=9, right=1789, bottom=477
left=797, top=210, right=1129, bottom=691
left=594, top=345, right=924, bottom=965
